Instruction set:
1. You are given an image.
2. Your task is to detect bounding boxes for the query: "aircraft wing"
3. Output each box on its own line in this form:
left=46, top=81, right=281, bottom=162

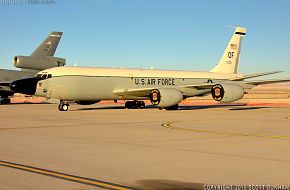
left=230, top=71, right=282, bottom=81
left=113, top=78, right=290, bottom=99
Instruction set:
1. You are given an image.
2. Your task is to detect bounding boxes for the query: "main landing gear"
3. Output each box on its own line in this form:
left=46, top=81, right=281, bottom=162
left=125, top=100, right=145, bottom=109
left=58, top=100, right=69, bottom=111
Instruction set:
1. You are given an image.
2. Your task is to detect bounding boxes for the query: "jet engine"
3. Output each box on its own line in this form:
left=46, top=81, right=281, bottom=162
left=211, top=83, right=245, bottom=103
left=150, top=88, right=183, bottom=108
left=13, top=56, right=66, bottom=70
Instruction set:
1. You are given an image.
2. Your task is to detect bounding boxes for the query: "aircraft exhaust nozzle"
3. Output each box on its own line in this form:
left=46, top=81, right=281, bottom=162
left=10, top=78, right=39, bottom=95
left=13, top=56, right=19, bottom=65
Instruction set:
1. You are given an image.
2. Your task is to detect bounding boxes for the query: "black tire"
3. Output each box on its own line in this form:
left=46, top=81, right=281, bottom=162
left=58, top=103, right=69, bottom=111
left=58, top=104, right=63, bottom=111
left=125, top=101, right=130, bottom=109
left=141, top=101, right=145, bottom=108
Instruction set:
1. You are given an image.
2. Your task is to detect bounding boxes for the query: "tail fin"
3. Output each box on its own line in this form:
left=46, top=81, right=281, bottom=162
left=31, top=31, right=63, bottom=57
left=210, top=27, right=246, bottom=74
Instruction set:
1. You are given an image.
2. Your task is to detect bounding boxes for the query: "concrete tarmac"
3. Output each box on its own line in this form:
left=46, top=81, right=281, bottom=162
left=0, top=104, right=290, bottom=190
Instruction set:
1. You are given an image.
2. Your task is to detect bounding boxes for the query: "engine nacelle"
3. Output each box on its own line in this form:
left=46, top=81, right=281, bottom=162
left=150, top=88, right=183, bottom=108
left=211, top=83, right=245, bottom=103
left=13, top=56, right=66, bottom=70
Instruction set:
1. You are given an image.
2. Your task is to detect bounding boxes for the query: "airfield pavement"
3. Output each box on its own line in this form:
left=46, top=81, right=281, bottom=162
left=0, top=103, right=290, bottom=190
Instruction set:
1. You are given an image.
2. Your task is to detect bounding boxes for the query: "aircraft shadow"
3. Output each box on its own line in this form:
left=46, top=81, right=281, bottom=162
left=134, top=179, right=204, bottom=190
left=177, top=105, right=270, bottom=111
left=73, top=104, right=271, bottom=111
left=74, top=105, right=157, bottom=111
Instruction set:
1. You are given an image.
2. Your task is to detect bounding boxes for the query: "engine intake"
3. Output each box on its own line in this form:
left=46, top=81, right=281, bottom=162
left=211, top=83, right=245, bottom=103
left=150, top=88, right=183, bottom=108
left=13, top=56, right=66, bottom=70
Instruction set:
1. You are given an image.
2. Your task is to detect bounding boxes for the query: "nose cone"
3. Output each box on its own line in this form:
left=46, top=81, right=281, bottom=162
left=10, top=78, right=39, bottom=95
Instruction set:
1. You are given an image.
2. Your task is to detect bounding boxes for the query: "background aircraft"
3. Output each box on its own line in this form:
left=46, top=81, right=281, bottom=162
left=10, top=27, right=290, bottom=111
left=0, top=31, right=65, bottom=104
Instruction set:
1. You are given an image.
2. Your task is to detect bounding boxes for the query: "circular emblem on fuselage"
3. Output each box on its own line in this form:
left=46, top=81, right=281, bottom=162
left=211, top=84, right=224, bottom=101
left=150, top=89, right=161, bottom=105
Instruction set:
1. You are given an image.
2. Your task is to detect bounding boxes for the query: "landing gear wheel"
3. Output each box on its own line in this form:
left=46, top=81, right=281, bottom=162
left=140, top=101, right=145, bottom=108
left=58, top=101, right=69, bottom=111
left=125, top=101, right=145, bottom=109
left=125, top=101, right=131, bottom=109
left=62, top=104, right=69, bottom=111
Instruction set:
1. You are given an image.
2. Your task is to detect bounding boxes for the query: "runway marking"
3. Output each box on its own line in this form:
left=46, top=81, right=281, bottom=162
left=0, top=160, right=136, bottom=190
left=161, top=122, right=290, bottom=140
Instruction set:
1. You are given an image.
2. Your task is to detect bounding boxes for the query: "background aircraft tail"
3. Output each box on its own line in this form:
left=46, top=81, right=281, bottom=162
left=31, top=31, right=63, bottom=57
left=210, top=27, right=246, bottom=74
left=13, top=31, right=65, bottom=71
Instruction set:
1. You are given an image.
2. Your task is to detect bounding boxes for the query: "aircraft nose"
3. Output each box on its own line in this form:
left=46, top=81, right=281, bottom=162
left=10, top=78, right=39, bottom=95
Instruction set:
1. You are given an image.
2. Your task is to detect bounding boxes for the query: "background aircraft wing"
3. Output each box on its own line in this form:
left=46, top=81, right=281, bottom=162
left=0, top=69, right=35, bottom=83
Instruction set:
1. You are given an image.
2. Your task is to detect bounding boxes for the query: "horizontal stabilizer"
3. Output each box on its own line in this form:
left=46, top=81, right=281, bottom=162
left=230, top=71, right=283, bottom=81
left=245, top=79, right=290, bottom=85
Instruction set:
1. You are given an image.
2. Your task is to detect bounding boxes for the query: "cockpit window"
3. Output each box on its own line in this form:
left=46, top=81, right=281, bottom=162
left=35, top=74, right=52, bottom=80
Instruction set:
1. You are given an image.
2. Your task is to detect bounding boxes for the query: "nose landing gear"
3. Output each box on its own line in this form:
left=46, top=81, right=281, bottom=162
left=58, top=100, right=69, bottom=111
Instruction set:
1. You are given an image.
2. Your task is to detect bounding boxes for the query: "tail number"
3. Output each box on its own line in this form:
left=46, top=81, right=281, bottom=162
left=228, top=52, right=234, bottom=58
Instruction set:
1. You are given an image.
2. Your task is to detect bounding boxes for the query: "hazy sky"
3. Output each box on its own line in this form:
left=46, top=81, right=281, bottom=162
left=0, top=0, right=289, bottom=78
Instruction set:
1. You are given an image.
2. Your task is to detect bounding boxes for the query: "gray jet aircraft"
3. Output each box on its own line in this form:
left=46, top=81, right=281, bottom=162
left=0, top=31, right=65, bottom=104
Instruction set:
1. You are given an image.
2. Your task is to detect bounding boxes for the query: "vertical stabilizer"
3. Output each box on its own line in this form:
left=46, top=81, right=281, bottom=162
left=210, top=27, right=246, bottom=74
left=31, top=32, right=63, bottom=57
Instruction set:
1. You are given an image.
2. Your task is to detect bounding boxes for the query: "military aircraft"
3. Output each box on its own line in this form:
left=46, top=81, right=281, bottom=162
left=0, top=31, right=65, bottom=104
left=10, top=27, right=290, bottom=111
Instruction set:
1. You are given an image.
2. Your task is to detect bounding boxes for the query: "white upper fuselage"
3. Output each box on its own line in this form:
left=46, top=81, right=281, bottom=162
left=39, top=66, right=242, bottom=79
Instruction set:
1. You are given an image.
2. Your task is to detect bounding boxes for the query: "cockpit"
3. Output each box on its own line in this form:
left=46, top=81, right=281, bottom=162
left=35, top=73, right=52, bottom=80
